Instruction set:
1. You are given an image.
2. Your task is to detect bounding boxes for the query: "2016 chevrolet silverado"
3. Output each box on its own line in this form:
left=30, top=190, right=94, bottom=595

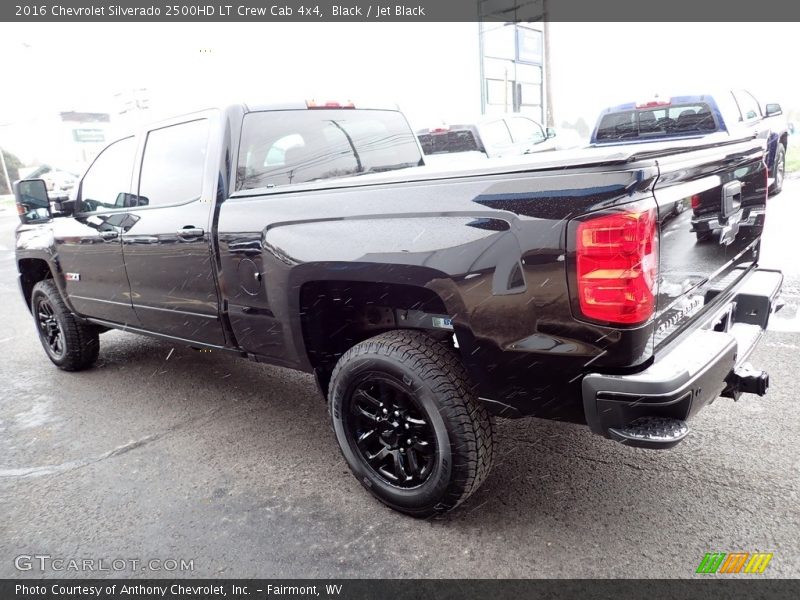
left=14, top=102, right=783, bottom=517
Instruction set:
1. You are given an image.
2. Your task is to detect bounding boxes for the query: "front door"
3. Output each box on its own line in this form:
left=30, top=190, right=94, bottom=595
left=57, top=136, right=140, bottom=326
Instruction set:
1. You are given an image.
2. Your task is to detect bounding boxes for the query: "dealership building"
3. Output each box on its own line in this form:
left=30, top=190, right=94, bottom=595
left=479, top=21, right=548, bottom=123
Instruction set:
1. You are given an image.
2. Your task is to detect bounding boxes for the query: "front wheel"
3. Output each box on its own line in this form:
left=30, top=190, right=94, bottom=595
left=769, top=144, right=785, bottom=196
left=31, top=279, right=99, bottom=371
left=329, top=330, right=495, bottom=517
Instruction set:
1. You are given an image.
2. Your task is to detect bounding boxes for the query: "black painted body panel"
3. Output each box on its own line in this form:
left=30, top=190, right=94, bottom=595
left=15, top=104, right=769, bottom=423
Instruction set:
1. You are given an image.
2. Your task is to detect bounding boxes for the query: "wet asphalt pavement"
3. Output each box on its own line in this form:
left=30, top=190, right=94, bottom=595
left=0, top=180, right=798, bottom=579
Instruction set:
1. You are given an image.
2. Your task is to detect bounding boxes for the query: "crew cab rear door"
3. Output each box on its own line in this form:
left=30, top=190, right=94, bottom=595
left=120, top=113, right=226, bottom=346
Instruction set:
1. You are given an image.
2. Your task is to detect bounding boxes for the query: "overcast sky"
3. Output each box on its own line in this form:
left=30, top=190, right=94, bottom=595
left=1, top=22, right=797, bottom=161
left=549, top=22, right=800, bottom=126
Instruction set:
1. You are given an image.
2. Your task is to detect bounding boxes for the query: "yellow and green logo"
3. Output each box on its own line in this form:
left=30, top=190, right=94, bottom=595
left=696, top=552, right=773, bottom=574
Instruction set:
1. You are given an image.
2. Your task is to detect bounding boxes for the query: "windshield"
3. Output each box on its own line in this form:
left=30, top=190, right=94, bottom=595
left=417, top=128, right=481, bottom=154
left=595, top=103, right=718, bottom=142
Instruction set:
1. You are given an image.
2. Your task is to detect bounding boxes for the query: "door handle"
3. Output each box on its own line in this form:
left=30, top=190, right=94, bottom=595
left=99, top=230, right=119, bottom=240
left=177, top=227, right=204, bottom=238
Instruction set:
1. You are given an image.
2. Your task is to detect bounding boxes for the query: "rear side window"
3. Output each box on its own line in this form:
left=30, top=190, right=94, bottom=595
left=79, top=137, right=136, bottom=212
left=714, top=91, right=742, bottom=127
left=237, top=109, right=422, bottom=191
left=480, top=120, right=512, bottom=148
left=733, top=91, right=761, bottom=121
left=595, top=103, right=717, bottom=141
left=138, top=119, right=209, bottom=207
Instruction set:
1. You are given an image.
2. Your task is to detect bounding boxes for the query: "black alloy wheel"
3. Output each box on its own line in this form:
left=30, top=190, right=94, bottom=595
left=35, top=297, right=65, bottom=359
left=770, top=144, right=785, bottom=196
left=30, top=279, right=100, bottom=371
left=344, top=375, right=437, bottom=488
left=329, top=330, right=496, bottom=517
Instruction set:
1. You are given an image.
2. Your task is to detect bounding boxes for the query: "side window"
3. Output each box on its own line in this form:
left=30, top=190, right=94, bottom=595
left=508, top=117, right=545, bottom=143
left=734, top=91, right=761, bottom=122
left=715, top=91, right=742, bottom=126
left=138, top=119, right=209, bottom=208
left=480, top=120, right=512, bottom=149
left=79, top=137, right=136, bottom=213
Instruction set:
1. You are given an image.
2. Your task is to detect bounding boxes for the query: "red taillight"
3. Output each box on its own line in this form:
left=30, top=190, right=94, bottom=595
left=635, top=97, right=671, bottom=108
left=306, top=100, right=355, bottom=109
left=575, top=201, right=659, bottom=325
left=691, top=194, right=701, bottom=209
left=636, top=101, right=670, bottom=108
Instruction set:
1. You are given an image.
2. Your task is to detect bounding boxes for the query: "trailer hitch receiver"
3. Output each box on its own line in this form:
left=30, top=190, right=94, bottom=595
left=722, top=363, right=769, bottom=400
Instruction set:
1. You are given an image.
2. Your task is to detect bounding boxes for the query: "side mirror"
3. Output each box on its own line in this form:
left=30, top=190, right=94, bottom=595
left=12, top=179, right=51, bottom=223
left=114, top=192, right=149, bottom=208
left=546, top=127, right=557, bottom=139
left=765, top=103, right=783, bottom=117
left=47, top=190, right=76, bottom=217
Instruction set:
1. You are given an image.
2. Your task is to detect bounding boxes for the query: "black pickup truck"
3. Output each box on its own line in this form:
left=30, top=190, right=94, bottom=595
left=14, top=102, right=782, bottom=517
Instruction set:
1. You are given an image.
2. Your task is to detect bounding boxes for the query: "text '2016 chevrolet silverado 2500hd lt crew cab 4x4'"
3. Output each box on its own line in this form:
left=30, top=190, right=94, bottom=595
left=14, top=101, right=783, bottom=517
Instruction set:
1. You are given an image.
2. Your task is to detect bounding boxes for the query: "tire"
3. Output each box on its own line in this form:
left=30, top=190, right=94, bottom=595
left=769, top=144, right=785, bottom=196
left=329, top=330, right=495, bottom=517
left=31, top=279, right=99, bottom=371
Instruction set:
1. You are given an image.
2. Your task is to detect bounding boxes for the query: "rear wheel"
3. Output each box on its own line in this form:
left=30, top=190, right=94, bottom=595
left=31, top=280, right=99, bottom=371
left=328, top=330, right=495, bottom=517
left=769, top=144, right=785, bottom=196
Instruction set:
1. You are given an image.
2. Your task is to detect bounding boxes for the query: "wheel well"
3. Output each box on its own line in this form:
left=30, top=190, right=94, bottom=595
left=18, top=258, right=53, bottom=310
left=299, top=280, right=450, bottom=392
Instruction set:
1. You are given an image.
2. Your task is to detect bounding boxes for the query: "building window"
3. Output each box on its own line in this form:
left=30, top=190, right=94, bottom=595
left=517, top=27, right=543, bottom=64
left=481, top=23, right=545, bottom=123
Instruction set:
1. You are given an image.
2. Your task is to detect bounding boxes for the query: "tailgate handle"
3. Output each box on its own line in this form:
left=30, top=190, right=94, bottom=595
left=721, top=181, right=742, bottom=218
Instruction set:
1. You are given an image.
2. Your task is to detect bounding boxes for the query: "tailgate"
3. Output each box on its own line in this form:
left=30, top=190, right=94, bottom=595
left=651, top=137, right=767, bottom=349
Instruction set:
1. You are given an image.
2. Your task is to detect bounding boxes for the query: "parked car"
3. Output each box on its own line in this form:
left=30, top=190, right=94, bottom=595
left=417, top=114, right=559, bottom=165
left=590, top=91, right=788, bottom=197
left=14, top=101, right=782, bottom=517
left=21, top=164, right=80, bottom=198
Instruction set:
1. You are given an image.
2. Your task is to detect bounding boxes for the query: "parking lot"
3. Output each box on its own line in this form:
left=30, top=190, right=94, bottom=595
left=0, top=181, right=798, bottom=579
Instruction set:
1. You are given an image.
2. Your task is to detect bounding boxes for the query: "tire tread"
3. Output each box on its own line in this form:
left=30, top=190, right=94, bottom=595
left=32, top=279, right=99, bottom=371
left=329, top=330, right=495, bottom=515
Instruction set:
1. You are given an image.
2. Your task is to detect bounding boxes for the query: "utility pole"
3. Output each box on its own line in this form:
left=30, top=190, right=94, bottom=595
left=0, top=143, right=11, bottom=196
left=543, top=0, right=554, bottom=127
